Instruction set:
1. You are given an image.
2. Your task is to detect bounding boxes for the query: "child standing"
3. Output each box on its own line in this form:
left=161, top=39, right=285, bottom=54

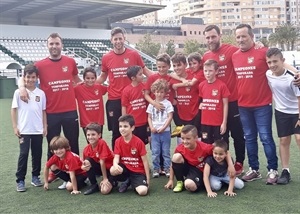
left=199, top=59, right=230, bottom=144
left=266, top=48, right=300, bottom=184
left=81, top=123, right=115, bottom=195
left=122, top=65, right=148, bottom=144
left=74, top=67, right=107, bottom=140
left=110, top=114, right=150, bottom=196
left=43, top=136, right=87, bottom=194
left=203, top=139, right=244, bottom=197
left=164, top=125, right=235, bottom=193
left=11, top=64, right=47, bottom=192
left=146, top=79, right=173, bottom=178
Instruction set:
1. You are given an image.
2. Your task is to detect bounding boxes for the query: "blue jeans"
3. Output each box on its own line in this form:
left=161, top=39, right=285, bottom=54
left=151, top=131, right=171, bottom=171
left=239, top=105, right=278, bottom=171
left=209, top=174, right=244, bottom=191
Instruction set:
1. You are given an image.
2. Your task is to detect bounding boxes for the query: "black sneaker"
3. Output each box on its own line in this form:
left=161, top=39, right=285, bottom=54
left=118, top=179, right=130, bottom=193
left=84, top=184, right=99, bottom=195
left=277, top=169, right=291, bottom=185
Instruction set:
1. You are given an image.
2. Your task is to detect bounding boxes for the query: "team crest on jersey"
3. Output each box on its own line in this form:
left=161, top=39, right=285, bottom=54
left=65, top=164, right=69, bottom=170
left=62, top=66, right=68, bottom=72
left=212, top=89, right=218, bottom=96
left=96, top=152, right=99, bottom=158
left=94, top=89, right=99, bottom=96
left=185, top=86, right=191, bottom=92
left=219, top=54, right=225, bottom=61
left=35, top=96, right=40, bottom=102
left=198, top=156, right=204, bottom=162
left=124, top=58, right=129, bottom=64
left=131, top=147, right=137, bottom=155
left=247, top=57, right=254, bottom=64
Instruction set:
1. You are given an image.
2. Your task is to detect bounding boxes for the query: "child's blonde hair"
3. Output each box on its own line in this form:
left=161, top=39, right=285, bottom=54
left=50, top=136, right=71, bottom=151
left=150, top=79, right=169, bottom=93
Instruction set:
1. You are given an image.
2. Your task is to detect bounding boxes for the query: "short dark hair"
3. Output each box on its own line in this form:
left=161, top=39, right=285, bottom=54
left=181, top=125, right=198, bottom=137
left=213, top=139, right=228, bottom=151
left=47, top=33, right=62, bottom=42
left=235, top=24, right=254, bottom=37
left=127, top=65, right=142, bottom=80
left=156, top=53, right=171, bottom=66
left=85, top=122, right=102, bottom=134
left=204, top=25, right=221, bottom=35
left=111, top=27, right=126, bottom=37
left=83, top=67, right=97, bottom=79
left=50, top=136, right=70, bottom=151
left=187, top=52, right=202, bottom=63
left=23, top=64, right=38, bottom=77
left=171, top=52, right=187, bottom=65
left=266, top=48, right=283, bottom=59
left=118, top=114, right=135, bottom=127
left=204, top=59, right=219, bottom=70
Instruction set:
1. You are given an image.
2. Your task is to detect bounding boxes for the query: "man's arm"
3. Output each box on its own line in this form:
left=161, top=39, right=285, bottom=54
left=17, top=77, right=29, bottom=102
left=142, top=66, right=154, bottom=77
left=73, top=74, right=82, bottom=84
left=96, top=71, right=108, bottom=84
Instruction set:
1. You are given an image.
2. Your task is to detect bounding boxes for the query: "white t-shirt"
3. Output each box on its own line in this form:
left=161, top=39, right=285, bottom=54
left=11, top=88, right=46, bottom=134
left=146, top=99, right=174, bottom=131
left=266, top=69, right=300, bottom=114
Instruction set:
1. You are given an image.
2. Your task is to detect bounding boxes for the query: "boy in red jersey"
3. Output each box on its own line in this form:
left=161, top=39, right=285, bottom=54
left=74, top=67, right=107, bottom=141
left=110, top=115, right=150, bottom=196
left=97, top=27, right=153, bottom=150
left=203, top=25, right=245, bottom=175
left=164, top=125, right=235, bottom=193
left=43, top=136, right=87, bottom=195
left=122, top=65, right=148, bottom=144
left=81, top=123, right=115, bottom=195
left=199, top=59, right=230, bottom=144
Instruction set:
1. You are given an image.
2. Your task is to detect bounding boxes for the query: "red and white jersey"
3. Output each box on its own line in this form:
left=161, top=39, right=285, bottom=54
left=82, top=139, right=114, bottom=170
left=114, top=135, right=147, bottom=174
left=144, top=73, right=175, bottom=103
left=74, top=83, right=107, bottom=127
left=175, top=141, right=213, bottom=172
left=121, top=83, right=148, bottom=127
left=101, top=48, right=145, bottom=100
left=46, top=150, right=86, bottom=175
left=199, top=79, right=230, bottom=126
left=35, top=56, right=78, bottom=113
left=169, top=72, right=199, bottom=121
left=203, top=44, right=239, bottom=102
left=232, top=46, right=272, bottom=107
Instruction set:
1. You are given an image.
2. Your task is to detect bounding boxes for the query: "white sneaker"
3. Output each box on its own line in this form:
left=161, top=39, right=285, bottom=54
left=58, top=181, right=67, bottom=189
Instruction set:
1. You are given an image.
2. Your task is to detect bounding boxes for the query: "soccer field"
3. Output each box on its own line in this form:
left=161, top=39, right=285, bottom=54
left=0, top=98, right=299, bottom=214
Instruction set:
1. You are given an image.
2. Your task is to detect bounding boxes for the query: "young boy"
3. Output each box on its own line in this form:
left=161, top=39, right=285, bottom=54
left=203, top=139, right=244, bottom=198
left=81, top=123, right=115, bottom=195
left=110, top=114, right=150, bottom=196
left=122, top=65, right=148, bottom=144
left=43, top=136, right=87, bottom=195
left=146, top=79, right=173, bottom=178
left=11, top=64, right=47, bottom=192
left=74, top=67, right=107, bottom=140
left=164, top=125, right=235, bottom=193
left=199, top=59, right=230, bottom=144
left=266, top=48, right=300, bottom=184
left=169, top=52, right=201, bottom=140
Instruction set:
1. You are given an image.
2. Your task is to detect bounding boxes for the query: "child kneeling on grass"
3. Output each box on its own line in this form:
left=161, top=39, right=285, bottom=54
left=110, top=114, right=150, bottom=196
left=203, top=139, right=244, bottom=197
left=43, top=136, right=87, bottom=194
left=164, top=125, right=235, bottom=193
left=81, top=122, right=115, bottom=195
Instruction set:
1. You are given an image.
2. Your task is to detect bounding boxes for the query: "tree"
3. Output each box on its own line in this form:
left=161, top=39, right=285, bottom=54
left=221, top=34, right=236, bottom=46
left=183, top=39, right=204, bottom=55
left=135, top=34, right=160, bottom=58
left=165, top=39, right=175, bottom=57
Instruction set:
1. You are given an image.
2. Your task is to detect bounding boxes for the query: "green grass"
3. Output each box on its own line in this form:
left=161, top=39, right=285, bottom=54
left=0, top=98, right=299, bottom=214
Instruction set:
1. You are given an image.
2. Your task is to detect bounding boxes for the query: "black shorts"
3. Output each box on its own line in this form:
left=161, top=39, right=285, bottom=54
left=201, top=124, right=221, bottom=144
left=113, top=163, right=148, bottom=189
left=177, top=110, right=201, bottom=137
left=106, top=99, right=122, bottom=131
left=73, top=174, right=87, bottom=190
left=133, top=124, right=149, bottom=145
left=275, top=110, right=300, bottom=137
left=182, top=161, right=204, bottom=191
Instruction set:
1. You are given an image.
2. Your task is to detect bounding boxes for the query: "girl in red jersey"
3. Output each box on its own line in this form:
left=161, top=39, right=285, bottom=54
left=43, top=136, right=87, bottom=194
left=81, top=123, right=115, bottom=195
left=74, top=67, right=107, bottom=141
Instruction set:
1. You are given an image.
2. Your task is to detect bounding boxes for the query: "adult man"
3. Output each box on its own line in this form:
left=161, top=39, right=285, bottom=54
left=19, top=33, right=81, bottom=182
left=97, top=27, right=152, bottom=149
left=231, top=24, right=278, bottom=184
left=203, top=25, right=245, bottom=175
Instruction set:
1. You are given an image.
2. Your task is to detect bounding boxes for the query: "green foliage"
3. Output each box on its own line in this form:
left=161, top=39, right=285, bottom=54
left=165, top=39, right=175, bottom=57
left=259, top=38, right=269, bottom=48
left=183, top=39, right=203, bottom=55
left=136, top=34, right=160, bottom=58
left=268, top=24, right=300, bottom=51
